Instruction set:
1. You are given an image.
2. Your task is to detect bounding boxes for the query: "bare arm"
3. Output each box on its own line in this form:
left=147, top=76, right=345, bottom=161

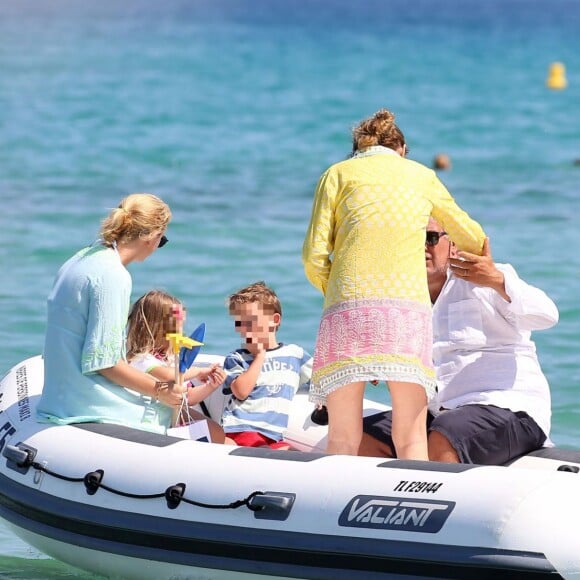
left=230, top=349, right=266, bottom=401
left=184, top=363, right=226, bottom=385
left=99, top=360, right=185, bottom=407
left=187, top=382, right=221, bottom=405
left=146, top=362, right=223, bottom=384
left=187, top=365, right=227, bottom=405
left=146, top=365, right=178, bottom=382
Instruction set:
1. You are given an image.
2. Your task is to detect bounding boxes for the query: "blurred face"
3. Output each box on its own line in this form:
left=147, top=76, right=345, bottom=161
left=160, top=302, right=185, bottom=350
left=233, top=302, right=280, bottom=349
left=170, top=303, right=186, bottom=329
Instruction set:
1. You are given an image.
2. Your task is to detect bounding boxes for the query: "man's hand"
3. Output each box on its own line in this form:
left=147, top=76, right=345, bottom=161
left=449, top=238, right=511, bottom=301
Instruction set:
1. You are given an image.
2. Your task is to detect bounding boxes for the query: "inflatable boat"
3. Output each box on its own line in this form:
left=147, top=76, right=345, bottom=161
left=1, top=354, right=580, bottom=579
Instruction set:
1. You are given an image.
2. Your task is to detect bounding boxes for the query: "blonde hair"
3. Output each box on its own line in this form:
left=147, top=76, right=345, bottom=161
left=352, top=108, right=406, bottom=153
left=100, top=193, right=172, bottom=247
left=228, top=281, right=282, bottom=317
left=126, top=290, right=183, bottom=361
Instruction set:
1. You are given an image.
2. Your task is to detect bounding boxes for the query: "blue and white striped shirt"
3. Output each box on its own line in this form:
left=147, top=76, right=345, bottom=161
left=222, top=343, right=312, bottom=441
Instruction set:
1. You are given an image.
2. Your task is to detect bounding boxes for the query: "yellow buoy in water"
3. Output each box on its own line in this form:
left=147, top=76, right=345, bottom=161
left=546, top=62, right=567, bottom=90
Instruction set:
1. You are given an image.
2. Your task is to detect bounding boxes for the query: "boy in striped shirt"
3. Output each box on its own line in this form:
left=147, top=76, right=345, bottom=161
left=222, top=281, right=312, bottom=449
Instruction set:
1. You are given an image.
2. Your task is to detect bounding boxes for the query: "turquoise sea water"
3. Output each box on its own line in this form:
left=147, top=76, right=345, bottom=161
left=0, top=0, right=579, bottom=576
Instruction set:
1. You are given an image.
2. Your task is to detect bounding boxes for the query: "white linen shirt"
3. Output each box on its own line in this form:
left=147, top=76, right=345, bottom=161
left=431, top=263, right=558, bottom=441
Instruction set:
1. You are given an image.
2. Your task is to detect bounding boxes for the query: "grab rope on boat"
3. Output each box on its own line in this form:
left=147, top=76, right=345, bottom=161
left=4, top=444, right=264, bottom=511
left=43, top=462, right=264, bottom=510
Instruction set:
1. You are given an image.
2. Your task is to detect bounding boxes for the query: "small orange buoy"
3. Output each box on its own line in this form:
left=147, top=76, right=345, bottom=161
left=546, top=62, right=567, bottom=90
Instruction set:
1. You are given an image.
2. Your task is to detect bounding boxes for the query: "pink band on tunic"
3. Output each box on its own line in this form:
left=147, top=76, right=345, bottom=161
left=313, top=299, right=433, bottom=372
left=309, top=299, right=437, bottom=402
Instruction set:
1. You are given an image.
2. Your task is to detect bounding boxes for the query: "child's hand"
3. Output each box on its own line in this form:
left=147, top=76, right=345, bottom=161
left=197, top=364, right=226, bottom=389
left=255, top=340, right=267, bottom=354
left=206, top=367, right=226, bottom=389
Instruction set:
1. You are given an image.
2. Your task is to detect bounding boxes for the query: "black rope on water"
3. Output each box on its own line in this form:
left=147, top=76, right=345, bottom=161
left=30, top=461, right=264, bottom=511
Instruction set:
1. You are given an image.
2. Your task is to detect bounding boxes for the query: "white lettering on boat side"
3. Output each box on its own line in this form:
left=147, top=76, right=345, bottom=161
left=339, top=495, right=455, bottom=533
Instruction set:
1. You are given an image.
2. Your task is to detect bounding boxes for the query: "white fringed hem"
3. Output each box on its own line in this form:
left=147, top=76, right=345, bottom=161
left=309, top=362, right=437, bottom=404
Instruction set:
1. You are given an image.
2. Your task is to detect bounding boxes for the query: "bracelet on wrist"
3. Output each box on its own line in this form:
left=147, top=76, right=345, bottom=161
left=154, top=380, right=174, bottom=401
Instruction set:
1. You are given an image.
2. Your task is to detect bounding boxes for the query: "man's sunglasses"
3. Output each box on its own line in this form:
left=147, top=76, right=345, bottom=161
left=426, top=231, right=446, bottom=246
left=158, top=235, right=169, bottom=248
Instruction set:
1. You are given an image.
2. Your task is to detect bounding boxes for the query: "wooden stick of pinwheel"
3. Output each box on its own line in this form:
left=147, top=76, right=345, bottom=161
left=166, top=306, right=203, bottom=426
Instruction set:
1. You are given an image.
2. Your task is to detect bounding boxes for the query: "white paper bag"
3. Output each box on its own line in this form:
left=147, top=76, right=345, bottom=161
left=167, top=420, right=211, bottom=442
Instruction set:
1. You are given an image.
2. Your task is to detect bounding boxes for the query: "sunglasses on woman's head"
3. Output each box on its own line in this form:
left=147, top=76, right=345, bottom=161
left=426, top=231, right=446, bottom=246
left=158, top=235, right=168, bottom=248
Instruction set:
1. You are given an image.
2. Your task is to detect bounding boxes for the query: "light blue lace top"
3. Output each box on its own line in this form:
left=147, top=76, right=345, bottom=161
left=37, top=245, right=171, bottom=433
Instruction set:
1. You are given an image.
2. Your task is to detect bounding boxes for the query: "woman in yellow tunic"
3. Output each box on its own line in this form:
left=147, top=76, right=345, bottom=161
left=303, top=109, right=486, bottom=458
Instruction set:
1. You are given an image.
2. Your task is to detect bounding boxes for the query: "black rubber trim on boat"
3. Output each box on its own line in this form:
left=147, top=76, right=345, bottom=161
left=526, top=447, right=580, bottom=464
left=70, top=424, right=329, bottom=461
left=0, top=473, right=558, bottom=579
left=229, top=446, right=327, bottom=462
left=378, top=460, right=477, bottom=472
left=72, top=423, right=183, bottom=447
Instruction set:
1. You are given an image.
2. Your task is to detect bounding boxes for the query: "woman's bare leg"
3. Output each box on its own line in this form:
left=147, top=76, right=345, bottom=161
left=325, top=382, right=366, bottom=455
left=388, top=381, right=429, bottom=460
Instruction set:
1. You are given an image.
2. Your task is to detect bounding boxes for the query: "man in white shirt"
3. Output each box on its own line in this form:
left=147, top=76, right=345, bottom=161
left=359, top=218, right=559, bottom=464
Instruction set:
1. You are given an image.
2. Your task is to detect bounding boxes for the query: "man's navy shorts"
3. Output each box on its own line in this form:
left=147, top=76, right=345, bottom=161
left=362, top=404, right=546, bottom=465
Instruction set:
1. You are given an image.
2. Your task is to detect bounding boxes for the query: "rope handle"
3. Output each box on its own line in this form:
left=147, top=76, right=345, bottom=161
left=31, top=461, right=264, bottom=511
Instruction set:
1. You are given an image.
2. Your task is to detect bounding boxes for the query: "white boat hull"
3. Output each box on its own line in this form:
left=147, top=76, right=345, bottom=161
left=1, top=355, right=580, bottom=579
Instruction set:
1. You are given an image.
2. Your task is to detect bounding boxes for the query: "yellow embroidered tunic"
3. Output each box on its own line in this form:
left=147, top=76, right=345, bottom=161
left=302, top=146, right=485, bottom=401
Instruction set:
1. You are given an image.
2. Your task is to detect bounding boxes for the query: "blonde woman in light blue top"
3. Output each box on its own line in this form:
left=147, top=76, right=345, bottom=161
left=37, top=193, right=185, bottom=434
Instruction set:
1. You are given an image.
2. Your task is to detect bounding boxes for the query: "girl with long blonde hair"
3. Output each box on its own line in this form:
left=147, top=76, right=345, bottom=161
left=127, top=290, right=230, bottom=443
